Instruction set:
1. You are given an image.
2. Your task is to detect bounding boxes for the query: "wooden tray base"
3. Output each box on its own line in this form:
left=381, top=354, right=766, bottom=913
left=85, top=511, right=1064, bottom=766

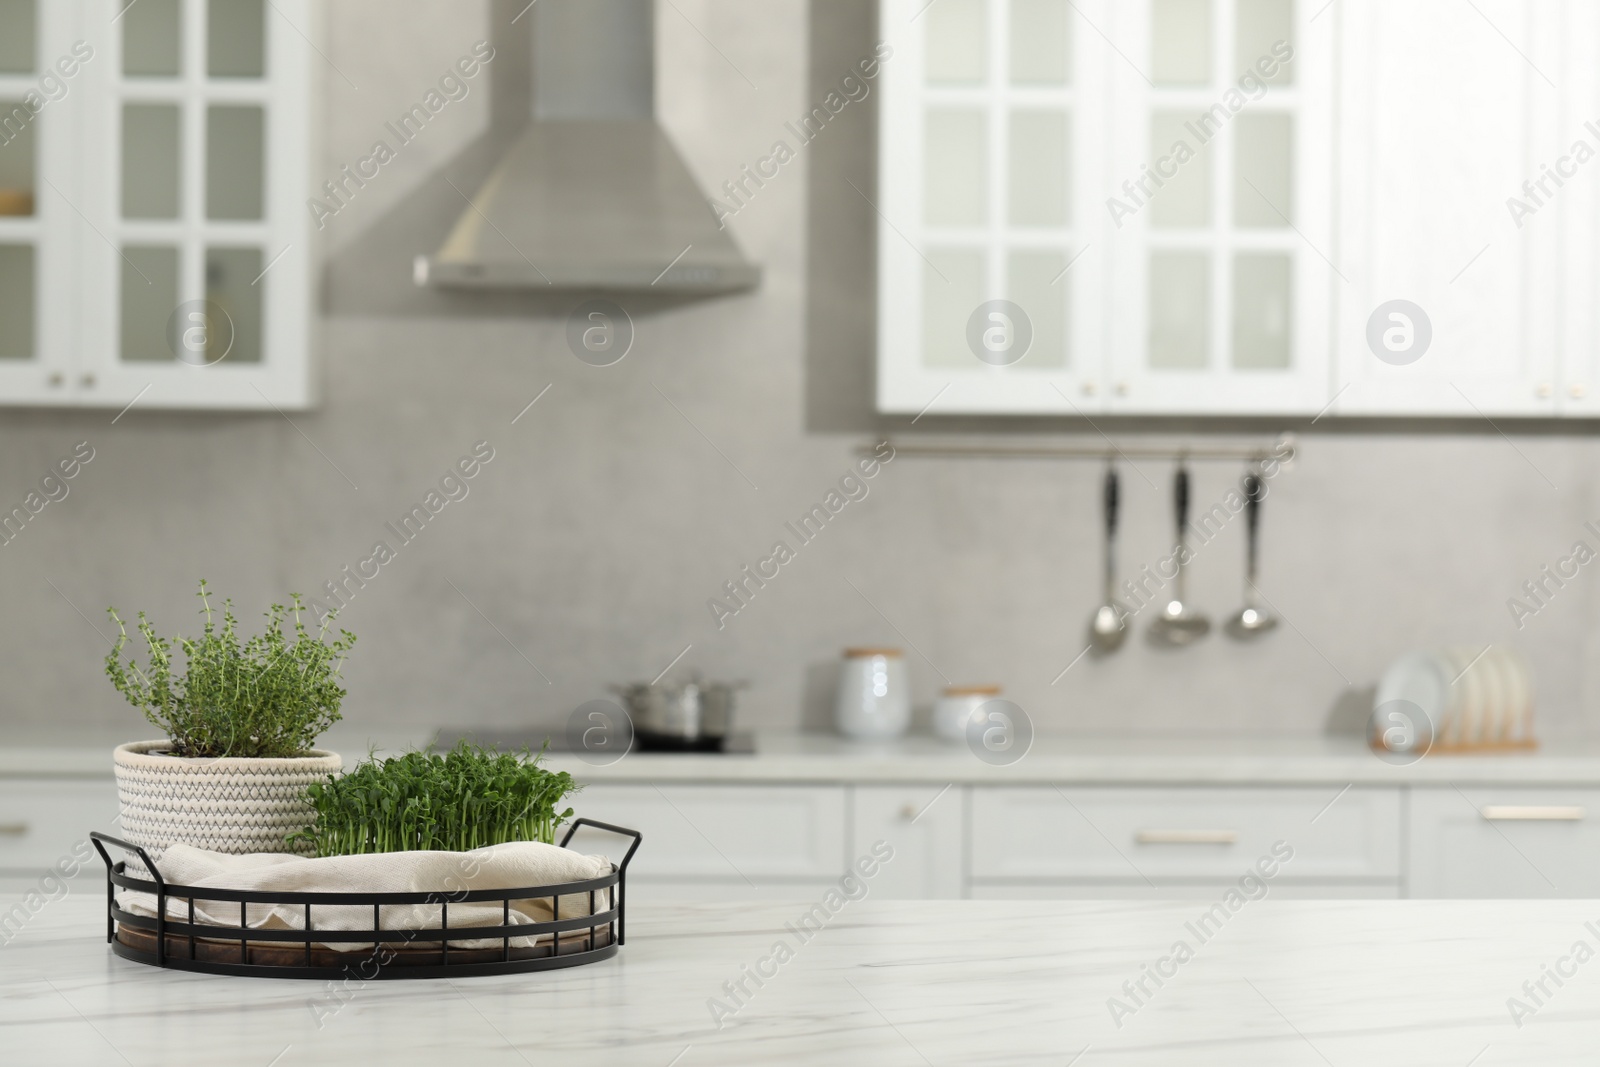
left=1371, top=738, right=1538, bottom=756
left=117, top=922, right=613, bottom=969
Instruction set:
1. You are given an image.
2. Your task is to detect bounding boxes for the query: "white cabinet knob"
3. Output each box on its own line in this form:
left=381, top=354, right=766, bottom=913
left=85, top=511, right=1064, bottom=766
left=80, top=374, right=96, bottom=388
left=899, top=803, right=918, bottom=821
left=1082, top=382, right=1096, bottom=397
left=47, top=373, right=63, bottom=387
left=1537, top=383, right=1553, bottom=398
left=1571, top=384, right=1586, bottom=399
left=1115, top=382, right=1129, bottom=397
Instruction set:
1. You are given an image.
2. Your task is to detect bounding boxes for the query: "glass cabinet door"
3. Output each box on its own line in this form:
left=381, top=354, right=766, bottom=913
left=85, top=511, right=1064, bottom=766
left=112, top=0, right=267, bottom=378
left=919, top=0, right=1074, bottom=373
left=0, top=0, right=77, bottom=400
left=877, top=0, right=1099, bottom=415
left=0, top=0, right=39, bottom=366
left=65, top=0, right=312, bottom=409
left=1103, top=0, right=1330, bottom=414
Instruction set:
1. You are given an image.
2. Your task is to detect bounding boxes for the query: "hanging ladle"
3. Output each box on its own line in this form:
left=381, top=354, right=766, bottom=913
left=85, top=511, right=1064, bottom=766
left=1149, top=461, right=1210, bottom=647
left=1087, top=465, right=1128, bottom=653
left=1226, top=470, right=1278, bottom=639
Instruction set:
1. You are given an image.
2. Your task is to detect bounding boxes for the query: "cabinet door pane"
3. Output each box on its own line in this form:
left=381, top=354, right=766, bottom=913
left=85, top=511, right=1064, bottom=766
left=1234, top=112, right=1292, bottom=227
left=0, top=243, right=33, bottom=359
left=1008, top=250, right=1067, bottom=367
left=1236, top=0, right=1292, bottom=84
left=1010, top=0, right=1069, bottom=85
left=208, top=0, right=265, bottom=78
left=205, top=247, right=262, bottom=364
left=1148, top=250, right=1209, bottom=369
left=206, top=105, right=264, bottom=220
left=923, top=248, right=984, bottom=367
left=120, top=245, right=180, bottom=362
left=1150, top=111, right=1210, bottom=228
left=1232, top=252, right=1291, bottom=369
left=926, top=0, right=987, bottom=84
left=925, top=109, right=987, bottom=225
left=1152, top=0, right=1211, bottom=85
left=123, top=0, right=182, bottom=77
left=0, top=98, right=36, bottom=214
left=0, top=0, right=35, bottom=73
left=122, top=103, right=181, bottom=219
left=1009, top=111, right=1069, bottom=226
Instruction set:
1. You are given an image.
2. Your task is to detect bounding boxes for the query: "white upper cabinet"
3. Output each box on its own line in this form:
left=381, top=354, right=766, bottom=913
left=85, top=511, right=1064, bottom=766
left=0, top=0, right=315, bottom=410
left=877, top=0, right=1595, bottom=417
left=1331, top=0, right=1561, bottom=417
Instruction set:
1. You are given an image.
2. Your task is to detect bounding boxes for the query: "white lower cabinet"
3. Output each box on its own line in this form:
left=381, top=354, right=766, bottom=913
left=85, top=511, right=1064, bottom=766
left=11, top=775, right=1600, bottom=902
left=1408, top=787, right=1600, bottom=898
left=969, top=787, right=1401, bottom=893
left=850, top=785, right=966, bottom=899
left=0, top=779, right=121, bottom=875
left=0, top=778, right=121, bottom=920
left=571, top=784, right=848, bottom=896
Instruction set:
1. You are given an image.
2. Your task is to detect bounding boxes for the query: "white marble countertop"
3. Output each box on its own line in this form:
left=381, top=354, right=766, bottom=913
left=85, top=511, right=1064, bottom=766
left=10, top=730, right=1600, bottom=785
left=3, top=895, right=1597, bottom=1064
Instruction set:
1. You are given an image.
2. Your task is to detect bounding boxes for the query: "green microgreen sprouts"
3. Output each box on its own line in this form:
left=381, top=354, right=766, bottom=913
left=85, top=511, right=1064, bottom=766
left=104, top=580, right=356, bottom=759
left=287, top=741, right=579, bottom=857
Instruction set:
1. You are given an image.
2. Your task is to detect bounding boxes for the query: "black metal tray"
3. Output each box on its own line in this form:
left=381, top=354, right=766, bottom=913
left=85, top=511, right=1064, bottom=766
left=90, top=818, right=641, bottom=980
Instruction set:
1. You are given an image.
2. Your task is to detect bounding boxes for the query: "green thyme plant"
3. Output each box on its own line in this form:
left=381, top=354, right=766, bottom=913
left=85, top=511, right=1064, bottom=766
left=287, top=741, right=578, bottom=856
left=104, top=580, right=356, bottom=759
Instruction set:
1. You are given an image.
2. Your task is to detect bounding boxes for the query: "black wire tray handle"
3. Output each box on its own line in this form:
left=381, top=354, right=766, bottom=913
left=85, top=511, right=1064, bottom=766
left=90, top=818, right=643, bottom=980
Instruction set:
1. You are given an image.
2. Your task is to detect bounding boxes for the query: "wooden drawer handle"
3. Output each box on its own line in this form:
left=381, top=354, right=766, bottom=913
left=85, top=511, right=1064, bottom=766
left=1481, top=806, right=1585, bottom=822
left=0, top=822, right=28, bottom=836
left=1135, top=829, right=1238, bottom=845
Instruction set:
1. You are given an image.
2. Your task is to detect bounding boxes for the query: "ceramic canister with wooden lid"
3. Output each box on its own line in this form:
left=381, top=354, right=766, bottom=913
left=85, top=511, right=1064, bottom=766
left=835, top=647, right=910, bottom=740
left=934, top=685, right=1003, bottom=743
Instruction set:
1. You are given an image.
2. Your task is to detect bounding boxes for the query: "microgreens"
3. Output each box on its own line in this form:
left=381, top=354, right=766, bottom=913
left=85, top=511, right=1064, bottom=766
left=287, top=741, right=579, bottom=856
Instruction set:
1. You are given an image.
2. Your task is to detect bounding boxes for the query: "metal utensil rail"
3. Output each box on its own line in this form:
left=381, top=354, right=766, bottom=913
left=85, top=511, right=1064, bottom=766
left=90, top=819, right=642, bottom=980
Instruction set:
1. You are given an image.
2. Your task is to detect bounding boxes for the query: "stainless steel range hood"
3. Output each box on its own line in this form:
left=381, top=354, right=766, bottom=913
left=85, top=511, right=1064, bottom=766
left=415, top=0, right=759, bottom=294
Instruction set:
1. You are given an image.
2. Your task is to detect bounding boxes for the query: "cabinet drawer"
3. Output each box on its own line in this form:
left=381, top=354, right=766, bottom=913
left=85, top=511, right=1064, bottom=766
left=570, top=784, right=847, bottom=882
left=971, top=787, right=1400, bottom=881
left=1409, top=787, right=1600, bottom=898
left=851, top=785, right=965, bottom=899
left=0, top=779, right=121, bottom=873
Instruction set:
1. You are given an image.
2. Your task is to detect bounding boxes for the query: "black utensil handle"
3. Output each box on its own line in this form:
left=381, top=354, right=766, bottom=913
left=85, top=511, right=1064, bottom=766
left=1243, top=472, right=1263, bottom=576
left=1104, top=467, right=1119, bottom=535
left=1174, top=465, right=1189, bottom=535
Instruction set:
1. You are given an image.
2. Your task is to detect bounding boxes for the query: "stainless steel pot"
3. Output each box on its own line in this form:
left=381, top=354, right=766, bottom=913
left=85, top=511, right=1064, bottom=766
left=610, top=678, right=745, bottom=742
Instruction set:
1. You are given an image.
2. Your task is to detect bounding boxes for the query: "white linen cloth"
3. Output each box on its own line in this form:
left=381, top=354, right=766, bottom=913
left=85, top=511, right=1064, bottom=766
left=119, top=842, right=614, bottom=952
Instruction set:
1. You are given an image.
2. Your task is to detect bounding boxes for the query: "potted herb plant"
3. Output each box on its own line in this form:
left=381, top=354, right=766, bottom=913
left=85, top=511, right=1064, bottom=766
left=105, top=581, right=355, bottom=862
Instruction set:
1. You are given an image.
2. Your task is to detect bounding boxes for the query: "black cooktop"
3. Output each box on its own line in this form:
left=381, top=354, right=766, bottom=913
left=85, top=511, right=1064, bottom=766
left=440, top=727, right=756, bottom=756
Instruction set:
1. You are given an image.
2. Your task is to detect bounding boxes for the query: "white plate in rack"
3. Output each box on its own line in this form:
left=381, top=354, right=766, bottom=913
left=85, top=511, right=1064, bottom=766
left=1374, top=652, right=1452, bottom=751
left=1493, top=647, right=1533, bottom=743
left=1441, top=647, right=1482, bottom=747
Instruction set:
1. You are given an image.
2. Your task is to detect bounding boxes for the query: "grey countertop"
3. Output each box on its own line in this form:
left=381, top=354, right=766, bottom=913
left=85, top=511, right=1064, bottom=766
left=9, top=731, right=1600, bottom=785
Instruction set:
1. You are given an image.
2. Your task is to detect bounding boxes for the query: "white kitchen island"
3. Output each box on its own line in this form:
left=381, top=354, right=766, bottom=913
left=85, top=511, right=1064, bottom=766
left=3, top=895, right=1597, bottom=1065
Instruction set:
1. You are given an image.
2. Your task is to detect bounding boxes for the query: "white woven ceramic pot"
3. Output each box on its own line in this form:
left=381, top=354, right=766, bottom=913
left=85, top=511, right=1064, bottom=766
left=113, top=741, right=342, bottom=863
